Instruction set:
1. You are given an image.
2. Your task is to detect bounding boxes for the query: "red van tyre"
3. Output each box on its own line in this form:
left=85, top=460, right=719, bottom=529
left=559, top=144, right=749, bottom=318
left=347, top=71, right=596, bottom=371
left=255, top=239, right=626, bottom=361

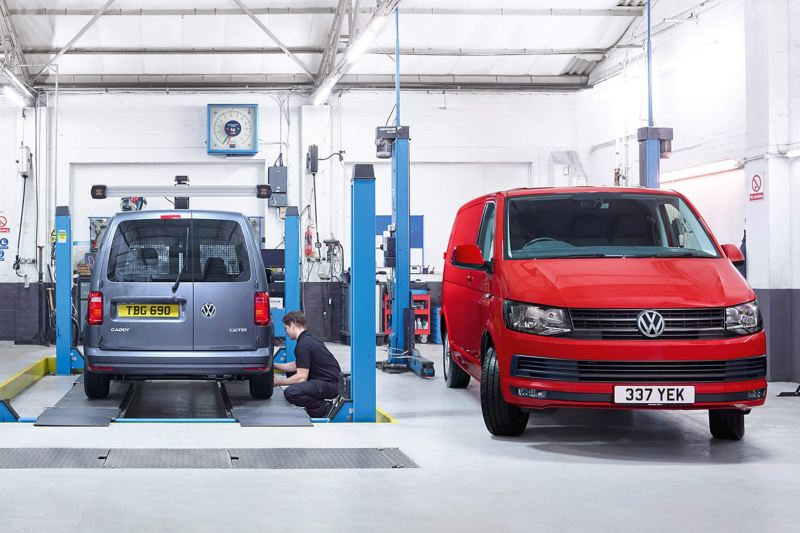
left=83, top=368, right=110, bottom=400
left=481, top=346, right=529, bottom=436
left=709, top=409, right=745, bottom=440
left=443, top=330, right=470, bottom=388
left=249, top=370, right=275, bottom=400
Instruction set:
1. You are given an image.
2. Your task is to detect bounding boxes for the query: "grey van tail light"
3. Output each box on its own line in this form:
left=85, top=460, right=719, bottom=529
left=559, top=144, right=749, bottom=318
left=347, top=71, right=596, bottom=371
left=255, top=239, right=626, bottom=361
left=725, top=301, right=762, bottom=335
left=504, top=301, right=571, bottom=336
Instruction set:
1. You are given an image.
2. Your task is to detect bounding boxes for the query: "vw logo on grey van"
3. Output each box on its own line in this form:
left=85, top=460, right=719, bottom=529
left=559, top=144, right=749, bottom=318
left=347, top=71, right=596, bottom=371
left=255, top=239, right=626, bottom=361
left=637, top=310, right=665, bottom=338
left=200, top=303, right=217, bottom=319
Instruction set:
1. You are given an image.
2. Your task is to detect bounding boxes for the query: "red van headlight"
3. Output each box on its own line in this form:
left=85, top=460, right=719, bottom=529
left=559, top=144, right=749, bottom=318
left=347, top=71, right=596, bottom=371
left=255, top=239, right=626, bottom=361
left=504, top=300, right=572, bottom=336
left=725, top=301, right=762, bottom=335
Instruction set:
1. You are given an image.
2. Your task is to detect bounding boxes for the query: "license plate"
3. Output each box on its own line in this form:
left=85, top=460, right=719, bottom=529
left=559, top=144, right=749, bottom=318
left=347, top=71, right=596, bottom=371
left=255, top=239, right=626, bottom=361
left=613, top=385, right=695, bottom=405
left=117, top=304, right=179, bottom=319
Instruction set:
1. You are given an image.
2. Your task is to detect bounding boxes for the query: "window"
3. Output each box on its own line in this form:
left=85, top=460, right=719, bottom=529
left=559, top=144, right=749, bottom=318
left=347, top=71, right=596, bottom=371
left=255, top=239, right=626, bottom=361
left=106, top=218, right=251, bottom=283
left=505, top=193, right=719, bottom=260
left=477, top=202, right=496, bottom=261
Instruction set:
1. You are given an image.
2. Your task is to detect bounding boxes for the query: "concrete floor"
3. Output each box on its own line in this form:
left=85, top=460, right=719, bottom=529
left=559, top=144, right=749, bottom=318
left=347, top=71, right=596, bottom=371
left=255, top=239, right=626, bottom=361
left=1, top=341, right=799, bottom=533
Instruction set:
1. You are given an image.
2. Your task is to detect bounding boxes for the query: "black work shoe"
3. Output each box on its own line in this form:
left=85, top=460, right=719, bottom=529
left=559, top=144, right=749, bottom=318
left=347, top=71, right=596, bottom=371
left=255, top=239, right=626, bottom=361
left=306, top=400, right=333, bottom=419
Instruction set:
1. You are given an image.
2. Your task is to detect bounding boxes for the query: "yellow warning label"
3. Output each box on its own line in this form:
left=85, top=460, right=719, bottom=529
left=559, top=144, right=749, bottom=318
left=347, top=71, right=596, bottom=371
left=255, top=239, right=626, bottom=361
left=57, top=230, right=67, bottom=244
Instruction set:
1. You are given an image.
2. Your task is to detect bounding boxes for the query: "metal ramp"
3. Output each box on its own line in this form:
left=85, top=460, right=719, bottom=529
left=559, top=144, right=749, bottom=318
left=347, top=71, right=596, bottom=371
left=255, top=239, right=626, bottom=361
left=34, top=378, right=312, bottom=427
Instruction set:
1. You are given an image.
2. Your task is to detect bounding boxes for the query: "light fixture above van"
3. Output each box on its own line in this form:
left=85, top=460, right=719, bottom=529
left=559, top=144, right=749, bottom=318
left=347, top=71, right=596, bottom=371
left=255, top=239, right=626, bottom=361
left=661, top=159, right=743, bottom=183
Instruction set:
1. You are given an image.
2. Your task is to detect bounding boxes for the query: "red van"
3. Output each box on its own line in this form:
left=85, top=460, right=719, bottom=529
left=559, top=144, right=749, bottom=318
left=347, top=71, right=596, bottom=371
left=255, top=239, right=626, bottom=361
left=441, top=187, right=766, bottom=440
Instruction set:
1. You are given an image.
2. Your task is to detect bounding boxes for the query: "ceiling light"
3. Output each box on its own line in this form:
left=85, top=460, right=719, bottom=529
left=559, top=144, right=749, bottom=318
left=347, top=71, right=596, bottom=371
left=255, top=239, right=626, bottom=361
left=3, top=85, right=27, bottom=108
left=785, top=148, right=800, bottom=159
left=0, top=63, right=35, bottom=102
left=312, top=76, right=339, bottom=106
left=661, top=159, right=743, bottom=182
left=346, top=20, right=385, bottom=65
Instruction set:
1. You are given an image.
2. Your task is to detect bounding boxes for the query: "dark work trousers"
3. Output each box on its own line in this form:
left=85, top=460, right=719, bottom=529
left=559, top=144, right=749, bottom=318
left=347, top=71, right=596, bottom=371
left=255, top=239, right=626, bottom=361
left=284, top=379, right=340, bottom=417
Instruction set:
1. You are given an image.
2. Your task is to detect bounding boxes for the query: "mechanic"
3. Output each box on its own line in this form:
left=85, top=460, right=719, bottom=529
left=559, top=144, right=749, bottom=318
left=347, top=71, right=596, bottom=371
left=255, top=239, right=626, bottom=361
left=274, top=311, right=342, bottom=417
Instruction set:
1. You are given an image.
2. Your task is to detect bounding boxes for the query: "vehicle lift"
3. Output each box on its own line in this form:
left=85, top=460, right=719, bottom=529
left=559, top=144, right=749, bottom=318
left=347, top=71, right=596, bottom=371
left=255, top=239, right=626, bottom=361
left=34, top=177, right=378, bottom=423
left=375, top=9, right=435, bottom=378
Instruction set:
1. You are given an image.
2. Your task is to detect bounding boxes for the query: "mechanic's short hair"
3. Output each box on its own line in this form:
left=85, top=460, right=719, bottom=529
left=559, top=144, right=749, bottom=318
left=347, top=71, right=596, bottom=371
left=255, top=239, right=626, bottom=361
left=283, top=310, right=307, bottom=328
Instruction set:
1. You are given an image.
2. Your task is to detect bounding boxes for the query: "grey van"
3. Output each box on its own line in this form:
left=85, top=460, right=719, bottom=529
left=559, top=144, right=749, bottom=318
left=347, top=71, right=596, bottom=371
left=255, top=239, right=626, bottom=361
left=83, top=210, right=274, bottom=400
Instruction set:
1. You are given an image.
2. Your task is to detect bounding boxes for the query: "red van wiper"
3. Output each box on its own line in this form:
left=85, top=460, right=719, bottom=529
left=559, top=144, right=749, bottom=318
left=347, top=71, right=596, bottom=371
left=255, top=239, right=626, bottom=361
left=538, top=253, right=618, bottom=259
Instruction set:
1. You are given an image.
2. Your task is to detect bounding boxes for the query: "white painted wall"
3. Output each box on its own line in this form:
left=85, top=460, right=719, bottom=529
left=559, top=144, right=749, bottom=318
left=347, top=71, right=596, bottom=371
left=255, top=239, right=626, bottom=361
left=0, top=89, right=577, bottom=282
left=315, top=91, right=578, bottom=275
left=576, top=0, right=749, bottom=257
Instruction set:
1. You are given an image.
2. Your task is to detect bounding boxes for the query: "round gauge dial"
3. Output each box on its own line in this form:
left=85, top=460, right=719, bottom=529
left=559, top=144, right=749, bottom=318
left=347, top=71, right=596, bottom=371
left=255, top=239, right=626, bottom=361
left=207, top=104, right=258, bottom=154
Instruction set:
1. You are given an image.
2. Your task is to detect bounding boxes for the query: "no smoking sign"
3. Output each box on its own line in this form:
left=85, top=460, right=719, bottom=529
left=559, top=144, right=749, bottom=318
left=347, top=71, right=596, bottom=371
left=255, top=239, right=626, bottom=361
left=750, top=174, right=764, bottom=201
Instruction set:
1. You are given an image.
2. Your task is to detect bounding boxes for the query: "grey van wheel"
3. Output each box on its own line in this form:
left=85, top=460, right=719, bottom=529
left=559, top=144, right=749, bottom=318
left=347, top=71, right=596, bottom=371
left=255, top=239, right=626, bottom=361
left=480, top=346, right=529, bottom=436
left=249, top=371, right=274, bottom=400
left=443, top=331, right=470, bottom=389
left=709, top=409, right=745, bottom=440
left=83, top=369, right=110, bottom=399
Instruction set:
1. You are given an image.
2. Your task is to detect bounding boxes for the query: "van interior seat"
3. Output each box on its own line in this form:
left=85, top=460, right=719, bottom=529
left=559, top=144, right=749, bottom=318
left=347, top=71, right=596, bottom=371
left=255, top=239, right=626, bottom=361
left=571, top=214, right=610, bottom=246
left=203, top=257, right=230, bottom=281
left=611, top=214, right=654, bottom=246
left=137, top=247, right=160, bottom=267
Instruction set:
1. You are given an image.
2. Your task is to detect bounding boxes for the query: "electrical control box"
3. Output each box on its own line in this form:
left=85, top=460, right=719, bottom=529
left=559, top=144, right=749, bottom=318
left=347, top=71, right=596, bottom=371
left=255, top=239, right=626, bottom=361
left=269, top=194, right=288, bottom=207
left=268, top=165, right=288, bottom=194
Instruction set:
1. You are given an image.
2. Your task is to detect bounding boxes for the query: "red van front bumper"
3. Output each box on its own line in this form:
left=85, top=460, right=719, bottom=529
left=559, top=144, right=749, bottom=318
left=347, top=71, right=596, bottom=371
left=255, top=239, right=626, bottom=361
left=495, top=329, right=768, bottom=411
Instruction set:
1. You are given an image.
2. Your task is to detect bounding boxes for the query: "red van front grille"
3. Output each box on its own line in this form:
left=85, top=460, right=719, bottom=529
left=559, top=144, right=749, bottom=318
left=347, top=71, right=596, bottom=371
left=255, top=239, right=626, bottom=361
left=511, top=355, right=767, bottom=383
left=569, top=308, right=727, bottom=340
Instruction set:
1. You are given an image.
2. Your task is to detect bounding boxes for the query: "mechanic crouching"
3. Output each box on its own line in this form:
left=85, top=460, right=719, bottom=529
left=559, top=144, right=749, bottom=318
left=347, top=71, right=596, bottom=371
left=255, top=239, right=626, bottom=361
left=274, top=311, right=341, bottom=418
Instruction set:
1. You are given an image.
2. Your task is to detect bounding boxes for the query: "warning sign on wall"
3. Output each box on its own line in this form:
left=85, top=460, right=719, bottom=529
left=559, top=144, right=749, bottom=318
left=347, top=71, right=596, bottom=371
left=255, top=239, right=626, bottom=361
left=750, top=174, right=765, bottom=201
left=0, top=215, right=9, bottom=233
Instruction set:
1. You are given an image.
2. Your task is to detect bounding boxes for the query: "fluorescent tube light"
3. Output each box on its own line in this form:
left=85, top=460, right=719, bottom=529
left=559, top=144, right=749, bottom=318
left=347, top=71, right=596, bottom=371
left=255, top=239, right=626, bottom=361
left=661, top=159, right=743, bottom=182
left=785, top=148, right=800, bottom=159
left=3, top=85, right=27, bottom=107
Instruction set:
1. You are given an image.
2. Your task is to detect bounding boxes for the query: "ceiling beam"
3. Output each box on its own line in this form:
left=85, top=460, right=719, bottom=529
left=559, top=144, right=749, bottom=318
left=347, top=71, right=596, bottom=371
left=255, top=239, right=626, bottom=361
left=230, top=0, right=315, bottom=80
left=31, top=72, right=589, bottom=91
left=317, top=0, right=349, bottom=79
left=21, top=46, right=614, bottom=57
left=9, top=7, right=645, bottom=17
left=0, top=0, right=29, bottom=82
left=32, top=0, right=119, bottom=82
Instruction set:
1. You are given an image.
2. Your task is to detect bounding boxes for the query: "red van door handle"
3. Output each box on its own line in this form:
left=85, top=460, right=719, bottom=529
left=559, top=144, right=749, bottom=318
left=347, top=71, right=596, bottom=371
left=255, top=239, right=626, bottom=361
left=466, top=274, right=473, bottom=283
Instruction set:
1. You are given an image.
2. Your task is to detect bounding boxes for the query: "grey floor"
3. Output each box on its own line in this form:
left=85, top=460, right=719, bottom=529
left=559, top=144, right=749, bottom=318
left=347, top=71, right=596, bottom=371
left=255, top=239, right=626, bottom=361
left=1, top=341, right=799, bottom=532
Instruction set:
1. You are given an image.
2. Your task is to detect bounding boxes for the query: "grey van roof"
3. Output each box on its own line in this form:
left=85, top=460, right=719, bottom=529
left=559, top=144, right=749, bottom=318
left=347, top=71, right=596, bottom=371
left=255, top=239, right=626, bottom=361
left=110, top=210, right=248, bottom=221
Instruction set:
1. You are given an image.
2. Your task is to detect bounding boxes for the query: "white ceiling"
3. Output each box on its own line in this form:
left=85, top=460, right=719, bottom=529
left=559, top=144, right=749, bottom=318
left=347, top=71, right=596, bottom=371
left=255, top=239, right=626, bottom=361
left=2, top=1, right=649, bottom=89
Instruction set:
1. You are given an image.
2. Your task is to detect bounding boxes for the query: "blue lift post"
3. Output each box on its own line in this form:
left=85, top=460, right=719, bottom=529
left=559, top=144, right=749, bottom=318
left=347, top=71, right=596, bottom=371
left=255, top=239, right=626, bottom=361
left=55, top=206, right=84, bottom=375
left=347, top=165, right=378, bottom=422
left=283, top=206, right=301, bottom=361
left=638, top=0, right=673, bottom=188
left=381, top=8, right=434, bottom=378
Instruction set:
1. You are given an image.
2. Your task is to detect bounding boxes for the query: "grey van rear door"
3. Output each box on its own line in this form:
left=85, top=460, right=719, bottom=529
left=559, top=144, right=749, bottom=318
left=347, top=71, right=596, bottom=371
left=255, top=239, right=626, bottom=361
left=100, top=213, right=195, bottom=351
left=191, top=213, right=258, bottom=351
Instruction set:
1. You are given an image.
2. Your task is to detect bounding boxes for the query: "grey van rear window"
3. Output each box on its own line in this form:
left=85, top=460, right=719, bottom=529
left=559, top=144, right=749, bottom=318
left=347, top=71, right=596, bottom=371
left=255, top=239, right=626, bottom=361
left=106, top=219, right=251, bottom=283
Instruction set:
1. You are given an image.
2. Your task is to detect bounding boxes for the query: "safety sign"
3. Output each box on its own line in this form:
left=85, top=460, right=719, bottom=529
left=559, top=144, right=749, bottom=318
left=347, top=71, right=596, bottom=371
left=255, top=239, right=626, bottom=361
left=750, top=174, right=764, bottom=201
left=0, top=237, right=7, bottom=248
left=0, top=215, right=9, bottom=233
left=0, top=250, right=4, bottom=262
left=57, top=230, right=67, bottom=244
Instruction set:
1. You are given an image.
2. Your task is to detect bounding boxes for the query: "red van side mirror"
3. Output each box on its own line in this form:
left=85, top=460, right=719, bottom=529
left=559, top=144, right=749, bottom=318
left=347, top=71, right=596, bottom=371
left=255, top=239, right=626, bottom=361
left=721, top=244, right=745, bottom=265
left=452, top=244, right=486, bottom=269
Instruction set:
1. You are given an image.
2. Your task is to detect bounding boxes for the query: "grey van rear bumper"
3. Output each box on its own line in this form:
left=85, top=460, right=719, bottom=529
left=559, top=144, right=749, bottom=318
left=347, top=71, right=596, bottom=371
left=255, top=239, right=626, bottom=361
left=84, top=346, right=273, bottom=376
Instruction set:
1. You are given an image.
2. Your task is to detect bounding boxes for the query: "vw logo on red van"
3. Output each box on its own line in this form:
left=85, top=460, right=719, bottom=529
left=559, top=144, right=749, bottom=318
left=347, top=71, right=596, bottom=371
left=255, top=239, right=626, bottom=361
left=637, top=310, right=665, bottom=338
left=201, top=303, right=217, bottom=319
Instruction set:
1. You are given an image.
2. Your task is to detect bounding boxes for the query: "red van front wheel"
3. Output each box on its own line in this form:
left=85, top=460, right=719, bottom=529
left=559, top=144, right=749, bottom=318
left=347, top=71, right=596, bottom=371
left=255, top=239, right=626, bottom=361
left=481, top=346, right=529, bottom=436
left=709, top=409, right=745, bottom=440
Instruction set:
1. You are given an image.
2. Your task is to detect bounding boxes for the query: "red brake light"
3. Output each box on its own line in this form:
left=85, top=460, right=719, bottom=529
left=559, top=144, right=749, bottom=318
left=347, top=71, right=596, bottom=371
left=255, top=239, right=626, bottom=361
left=161, top=214, right=182, bottom=219
left=88, top=291, right=103, bottom=325
left=255, top=292, right=270, bottom=325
